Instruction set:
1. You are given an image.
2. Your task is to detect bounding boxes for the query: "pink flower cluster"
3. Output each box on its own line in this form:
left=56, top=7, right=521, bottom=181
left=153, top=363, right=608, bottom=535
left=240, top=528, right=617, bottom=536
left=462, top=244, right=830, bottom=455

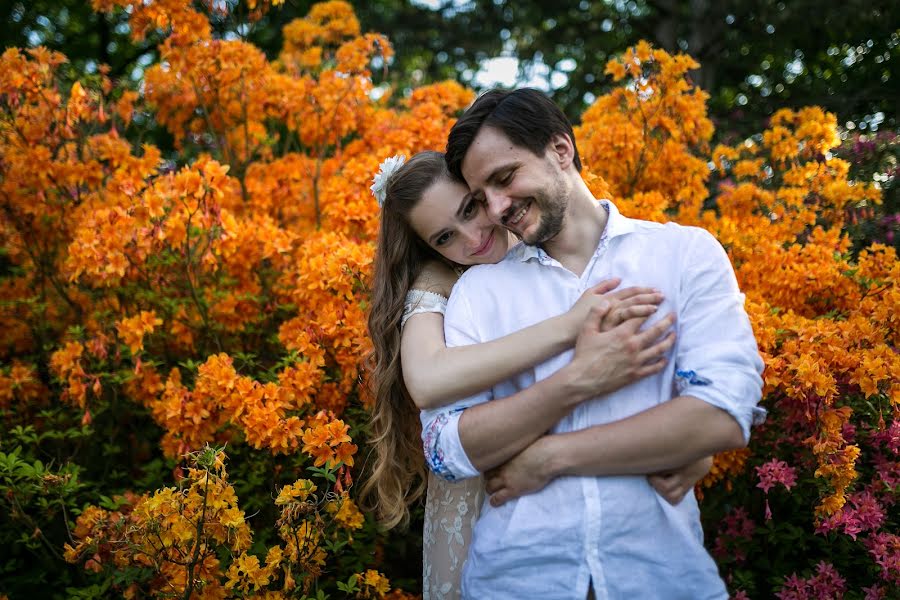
left=865, top=532, right=900, bottom=585
left=713, top=506, right=756, bottom=563
left=869, top=419, right=900, bottom=454
left=756, top=459, right=799, bottom=493
left=873, top=452, right=900, bottom=489
left=861, top=583, right=888, bottom=600
left=816, top=491, right=886, bottom=540
left=756, top=459, right=798, bottom=520
left=776, top=562, right=846, bottom=600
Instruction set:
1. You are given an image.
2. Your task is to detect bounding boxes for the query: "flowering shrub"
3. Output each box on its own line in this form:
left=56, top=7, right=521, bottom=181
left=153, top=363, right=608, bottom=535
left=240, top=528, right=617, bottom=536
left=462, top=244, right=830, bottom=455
left=0, top=3, right=896, bottom=599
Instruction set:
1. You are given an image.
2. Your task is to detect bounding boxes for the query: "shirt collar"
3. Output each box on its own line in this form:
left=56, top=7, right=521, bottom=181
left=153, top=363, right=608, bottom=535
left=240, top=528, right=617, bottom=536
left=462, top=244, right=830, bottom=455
left=511, top=199, right=637, bottom=263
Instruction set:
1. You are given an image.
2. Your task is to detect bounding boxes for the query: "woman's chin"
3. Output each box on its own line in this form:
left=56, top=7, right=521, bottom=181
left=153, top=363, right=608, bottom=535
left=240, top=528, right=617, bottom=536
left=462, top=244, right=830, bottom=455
left=476, top=245, right=509, bottom=265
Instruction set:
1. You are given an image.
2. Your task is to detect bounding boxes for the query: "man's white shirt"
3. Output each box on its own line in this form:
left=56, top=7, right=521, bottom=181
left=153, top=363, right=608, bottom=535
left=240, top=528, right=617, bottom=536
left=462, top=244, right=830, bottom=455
left=419, top=200, right=765, bottom=600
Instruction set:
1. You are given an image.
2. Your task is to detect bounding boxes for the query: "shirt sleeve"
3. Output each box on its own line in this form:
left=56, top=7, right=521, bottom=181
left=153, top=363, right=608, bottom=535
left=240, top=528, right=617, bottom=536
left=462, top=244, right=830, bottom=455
left=401, top=289, right=448, bottom=328
left=419, top=279, right=491, bottom=481
left=674, top=227, right=766, bottom=443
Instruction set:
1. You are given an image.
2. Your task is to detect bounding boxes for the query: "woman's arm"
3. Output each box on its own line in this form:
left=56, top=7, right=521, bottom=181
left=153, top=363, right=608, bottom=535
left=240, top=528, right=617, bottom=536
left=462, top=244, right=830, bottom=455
left=401, top=263, right=663, bottom=410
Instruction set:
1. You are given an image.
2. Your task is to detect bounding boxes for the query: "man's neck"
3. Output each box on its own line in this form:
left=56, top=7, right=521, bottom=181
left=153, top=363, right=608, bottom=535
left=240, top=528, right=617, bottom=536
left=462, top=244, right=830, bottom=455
left=541, top=182, right=607, bottom=276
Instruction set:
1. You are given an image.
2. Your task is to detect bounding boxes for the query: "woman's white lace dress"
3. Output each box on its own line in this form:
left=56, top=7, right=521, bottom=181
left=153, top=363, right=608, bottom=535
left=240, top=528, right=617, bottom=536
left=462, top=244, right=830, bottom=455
left=403, top=289, right=484, bottom=600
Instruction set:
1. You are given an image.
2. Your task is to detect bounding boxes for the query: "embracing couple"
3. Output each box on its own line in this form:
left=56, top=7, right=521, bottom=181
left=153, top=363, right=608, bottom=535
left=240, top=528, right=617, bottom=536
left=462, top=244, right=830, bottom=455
left=363, top=88, right=765, bottom=600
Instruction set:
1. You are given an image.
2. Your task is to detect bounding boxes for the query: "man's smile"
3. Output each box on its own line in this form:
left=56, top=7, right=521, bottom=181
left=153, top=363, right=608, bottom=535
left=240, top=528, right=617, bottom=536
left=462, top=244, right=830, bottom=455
left=504, top=200, right=531, bottom=228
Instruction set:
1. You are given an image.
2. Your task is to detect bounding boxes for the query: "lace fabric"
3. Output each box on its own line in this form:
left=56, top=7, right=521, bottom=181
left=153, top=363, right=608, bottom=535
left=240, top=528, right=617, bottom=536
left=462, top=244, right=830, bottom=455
left=423, top=472, right=484, bottom=600
left=402, top=289, right=448, bottom=328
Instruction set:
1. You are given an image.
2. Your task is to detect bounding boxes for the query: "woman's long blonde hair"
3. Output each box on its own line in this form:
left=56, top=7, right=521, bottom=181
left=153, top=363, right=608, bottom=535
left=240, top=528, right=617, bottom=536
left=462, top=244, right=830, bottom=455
left=361, top=151, right=457, bottom=529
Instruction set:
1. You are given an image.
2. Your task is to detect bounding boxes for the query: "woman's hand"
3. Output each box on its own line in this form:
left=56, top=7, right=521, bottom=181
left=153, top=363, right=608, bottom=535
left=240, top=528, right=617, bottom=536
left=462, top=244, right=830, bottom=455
left=647, top=456, right=713, bottom=505
left=564, top=280, right=665, bottom=341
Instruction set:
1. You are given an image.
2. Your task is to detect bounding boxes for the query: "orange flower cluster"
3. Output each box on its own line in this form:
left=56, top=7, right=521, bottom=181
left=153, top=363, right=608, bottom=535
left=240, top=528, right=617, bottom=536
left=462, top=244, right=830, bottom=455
left=576, top=40, right=714, bottom=223
left=355, top=569, right=391, bottom=599
left=64, top=448, right=379, bottom=598
left=116, top=311, right=163, bottom=355
left=49, top=342, right=91, bottom=410
left=0, top=361, right=47, bottom=411
left=145, top=353, right=360, bottom=460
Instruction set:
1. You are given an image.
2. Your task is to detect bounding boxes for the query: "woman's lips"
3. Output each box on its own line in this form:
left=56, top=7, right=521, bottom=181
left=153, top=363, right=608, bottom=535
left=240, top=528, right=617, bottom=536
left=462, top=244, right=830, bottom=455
left=472, top=230, right=495, bottom=256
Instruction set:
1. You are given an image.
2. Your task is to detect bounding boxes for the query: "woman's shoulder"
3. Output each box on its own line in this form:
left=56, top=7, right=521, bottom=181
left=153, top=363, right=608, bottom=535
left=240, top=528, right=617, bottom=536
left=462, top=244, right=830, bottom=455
left=411, top=260, right=458, bottom=298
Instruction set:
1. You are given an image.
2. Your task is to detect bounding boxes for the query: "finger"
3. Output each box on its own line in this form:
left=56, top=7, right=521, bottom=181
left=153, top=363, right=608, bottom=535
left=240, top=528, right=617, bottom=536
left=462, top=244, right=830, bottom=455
left=648, top=474, right=675, bottom=489
left=663, top=491, right=683, bottom=505
left=606, top=304, right=658, bottom=327
left=615, top=292, right=665, bottom=308
left=666, top=488, right=688, bottom=505
left=582, top=303, right=610, bottom=333
left=485, top=475, right=503, bottom=495
left=635, top=357, right=668, bottom=378
left=490, top=490, right=510, bottom=507
left=607, top=286, right=661, bottom=301
left=636, top=313, right=677, bottom=346
left=588, top=278, right=621, bottom=295
left=612, top=313, right=652, bottom=334
left=648, top=479, right=675, bottom=497
left=637, top=331, right=676, bottom=363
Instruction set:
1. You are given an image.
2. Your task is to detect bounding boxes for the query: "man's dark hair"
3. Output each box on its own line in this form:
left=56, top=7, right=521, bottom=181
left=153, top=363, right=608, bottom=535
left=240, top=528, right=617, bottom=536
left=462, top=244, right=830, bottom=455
left=445, top=88, right=582, bottom=180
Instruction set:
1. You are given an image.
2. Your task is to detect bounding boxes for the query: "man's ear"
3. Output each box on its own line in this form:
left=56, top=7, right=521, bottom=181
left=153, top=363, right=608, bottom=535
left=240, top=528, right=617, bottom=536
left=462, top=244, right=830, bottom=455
left=548, top=132, right=575, bottom=171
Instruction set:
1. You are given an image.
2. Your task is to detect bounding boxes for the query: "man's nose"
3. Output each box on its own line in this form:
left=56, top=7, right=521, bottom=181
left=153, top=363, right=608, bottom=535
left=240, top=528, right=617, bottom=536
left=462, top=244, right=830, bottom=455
left=484, top=189, right=511, bottom=224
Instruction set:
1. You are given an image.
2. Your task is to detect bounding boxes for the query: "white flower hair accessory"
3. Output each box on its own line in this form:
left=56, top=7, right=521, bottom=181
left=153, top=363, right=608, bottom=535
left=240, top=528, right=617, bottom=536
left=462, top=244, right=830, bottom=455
left=370, top=154, right=406, bottom=207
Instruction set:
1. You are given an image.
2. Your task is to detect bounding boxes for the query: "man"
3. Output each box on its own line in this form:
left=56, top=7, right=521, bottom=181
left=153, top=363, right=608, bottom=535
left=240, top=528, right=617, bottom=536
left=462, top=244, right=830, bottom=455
left=419, top=89, right=765, bottom=599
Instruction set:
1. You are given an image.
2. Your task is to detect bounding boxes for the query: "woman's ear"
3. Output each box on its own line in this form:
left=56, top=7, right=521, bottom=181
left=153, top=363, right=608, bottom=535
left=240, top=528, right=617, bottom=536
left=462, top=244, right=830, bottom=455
left=548, top=132, right=575, bottom=171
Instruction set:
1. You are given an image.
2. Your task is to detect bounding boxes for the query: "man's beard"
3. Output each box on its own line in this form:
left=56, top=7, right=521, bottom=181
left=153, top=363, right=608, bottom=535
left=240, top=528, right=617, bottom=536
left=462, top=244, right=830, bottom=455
left=522, top=185, right=566, bottom=246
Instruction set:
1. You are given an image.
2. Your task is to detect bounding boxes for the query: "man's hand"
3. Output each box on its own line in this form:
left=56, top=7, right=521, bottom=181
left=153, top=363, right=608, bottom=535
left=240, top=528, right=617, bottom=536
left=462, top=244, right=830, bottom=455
left=647, top=456, right=713, bottom=505
left=484, top=437, right=555, bottom=507
left=563, top=304, right=676, bottom=401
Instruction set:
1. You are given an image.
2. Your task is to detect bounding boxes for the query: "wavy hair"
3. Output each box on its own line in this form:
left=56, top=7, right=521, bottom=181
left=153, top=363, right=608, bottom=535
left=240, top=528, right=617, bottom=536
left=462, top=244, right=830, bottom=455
left=361, top=151, right=455, bottom=529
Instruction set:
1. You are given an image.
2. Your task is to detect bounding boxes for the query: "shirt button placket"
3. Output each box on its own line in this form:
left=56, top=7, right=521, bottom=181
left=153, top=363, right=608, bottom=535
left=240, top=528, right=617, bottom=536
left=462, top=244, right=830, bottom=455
left=582, top=478, right=607, bottom=600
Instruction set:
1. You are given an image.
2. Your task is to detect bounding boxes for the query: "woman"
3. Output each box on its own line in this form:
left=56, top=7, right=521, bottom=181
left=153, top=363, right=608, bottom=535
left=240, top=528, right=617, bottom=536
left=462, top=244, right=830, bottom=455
left=362, top=151, right=710, bottom=599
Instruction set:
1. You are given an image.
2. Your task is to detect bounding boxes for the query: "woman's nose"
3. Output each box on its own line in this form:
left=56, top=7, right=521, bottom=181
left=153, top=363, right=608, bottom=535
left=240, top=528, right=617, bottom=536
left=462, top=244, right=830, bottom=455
left=461, top=226, right=481, bottom=248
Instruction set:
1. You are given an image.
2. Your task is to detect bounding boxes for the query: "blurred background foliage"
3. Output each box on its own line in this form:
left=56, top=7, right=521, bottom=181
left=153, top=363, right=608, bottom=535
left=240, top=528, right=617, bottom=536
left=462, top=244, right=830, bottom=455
left=4, top=0, right=896, bottom=132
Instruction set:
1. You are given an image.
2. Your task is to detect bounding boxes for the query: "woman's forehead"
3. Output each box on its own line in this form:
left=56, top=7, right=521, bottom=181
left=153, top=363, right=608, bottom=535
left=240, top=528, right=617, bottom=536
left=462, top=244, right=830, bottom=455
left=408, top=178, right=470, bottom=235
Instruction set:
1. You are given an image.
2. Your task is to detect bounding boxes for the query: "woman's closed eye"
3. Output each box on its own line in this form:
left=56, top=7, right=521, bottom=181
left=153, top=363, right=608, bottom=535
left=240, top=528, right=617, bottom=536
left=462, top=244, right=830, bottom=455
left=462, top=197, right=479, bottom=219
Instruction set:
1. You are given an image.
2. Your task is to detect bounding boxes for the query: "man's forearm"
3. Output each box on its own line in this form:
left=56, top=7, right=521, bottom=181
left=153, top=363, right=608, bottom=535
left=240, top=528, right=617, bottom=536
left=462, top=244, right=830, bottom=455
left=458, top=365, right=587, bottom=472
left=539, top=395, right=745, bottom=478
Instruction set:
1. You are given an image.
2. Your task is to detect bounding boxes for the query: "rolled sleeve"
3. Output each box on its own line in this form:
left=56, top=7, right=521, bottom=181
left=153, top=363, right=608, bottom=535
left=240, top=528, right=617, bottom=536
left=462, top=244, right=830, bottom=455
left=419, top=281, right=490, bottom=481
left=675, top=228, right=766, bottom=443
